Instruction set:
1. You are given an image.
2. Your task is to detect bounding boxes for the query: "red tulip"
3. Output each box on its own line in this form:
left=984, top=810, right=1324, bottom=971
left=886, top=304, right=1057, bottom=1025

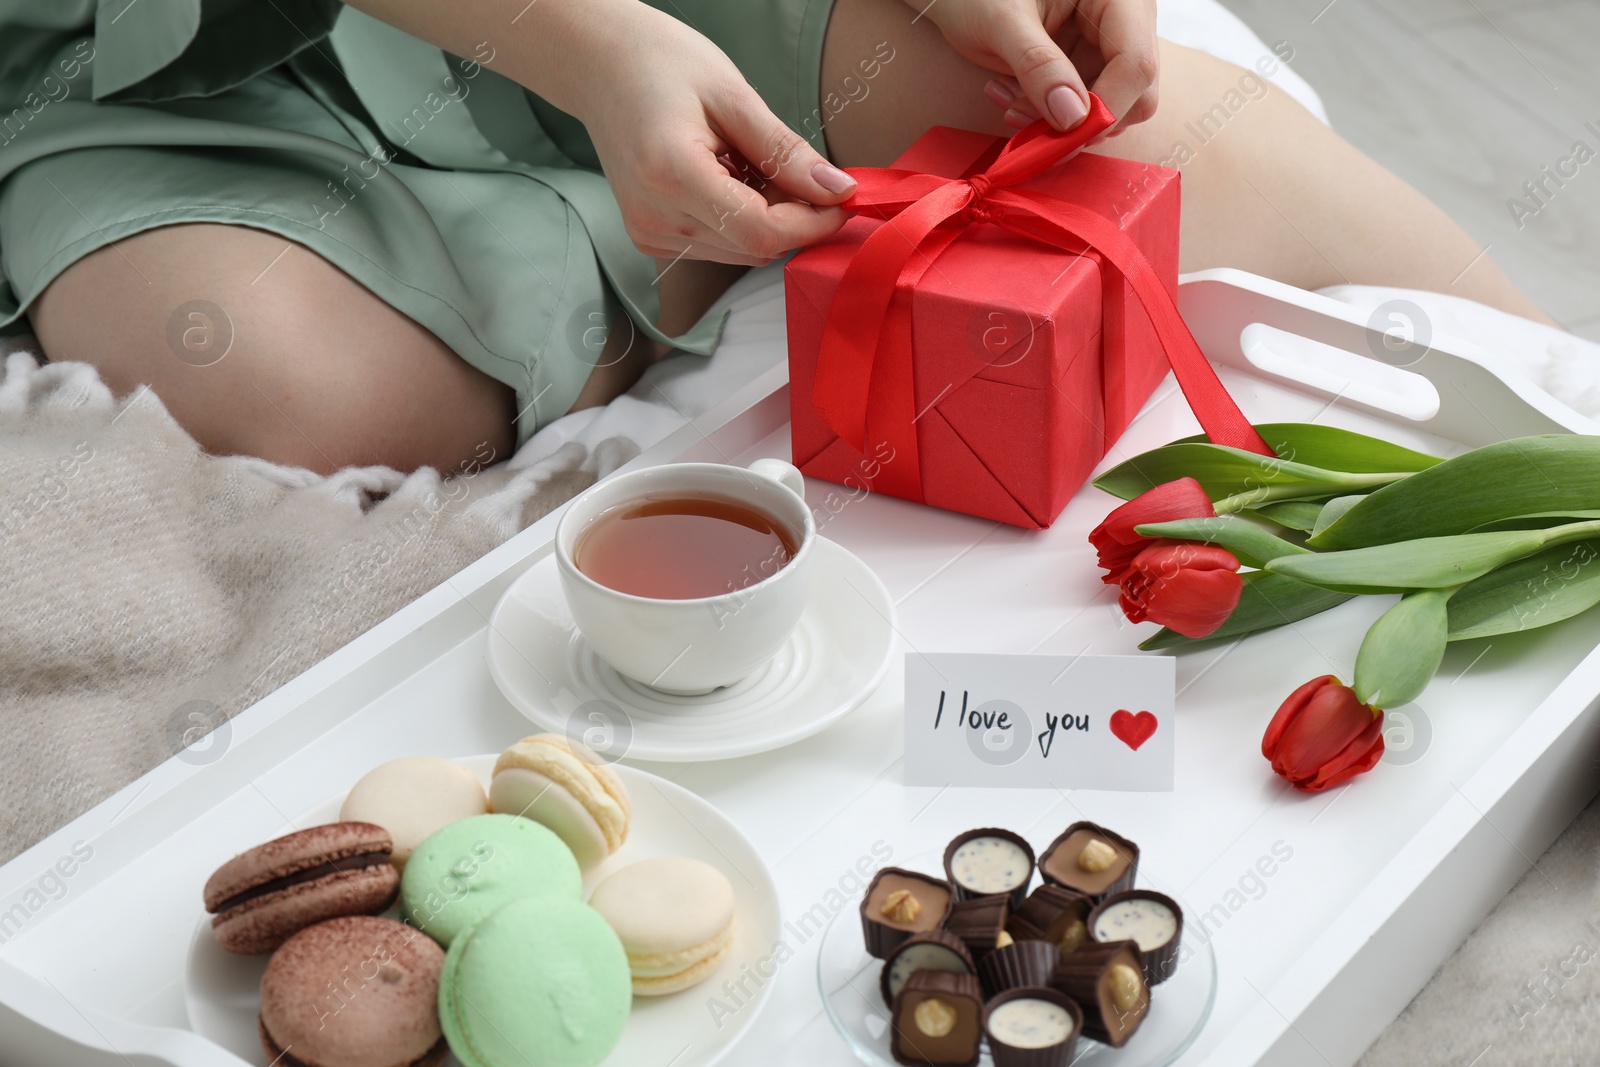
left=1117, top=541, right=1242, bottom=637
left=1262, top=676, right=1385, bottom=792
left=1090, top=478, right=1217, bottom=585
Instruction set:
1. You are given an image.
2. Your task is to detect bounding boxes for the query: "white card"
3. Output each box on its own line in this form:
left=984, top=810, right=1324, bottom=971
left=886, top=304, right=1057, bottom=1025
left=904, top=652, right=1175, bottom=790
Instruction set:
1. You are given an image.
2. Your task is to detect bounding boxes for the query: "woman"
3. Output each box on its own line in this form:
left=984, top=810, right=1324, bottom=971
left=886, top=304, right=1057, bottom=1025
left=0, top=0, right=1548, bottom=475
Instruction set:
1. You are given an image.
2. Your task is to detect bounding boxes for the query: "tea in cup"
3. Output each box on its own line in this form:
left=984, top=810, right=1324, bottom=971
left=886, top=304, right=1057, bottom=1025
left=554, top=458, right=815, bottom=695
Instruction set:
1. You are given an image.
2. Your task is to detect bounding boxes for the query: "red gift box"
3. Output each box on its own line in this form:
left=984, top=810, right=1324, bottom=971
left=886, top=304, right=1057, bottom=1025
left=785, top=97, right=1267, bottom=528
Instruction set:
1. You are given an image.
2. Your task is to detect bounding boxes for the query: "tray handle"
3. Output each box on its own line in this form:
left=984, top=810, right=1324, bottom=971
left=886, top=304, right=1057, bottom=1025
left=1177, top=268, right=1600, bottom=445
left=0, top=958, right=248, bottom=1067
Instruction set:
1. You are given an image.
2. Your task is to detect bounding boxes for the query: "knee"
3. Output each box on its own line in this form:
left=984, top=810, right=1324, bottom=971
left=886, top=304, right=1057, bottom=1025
left=32, top=225, right=515, bottom=475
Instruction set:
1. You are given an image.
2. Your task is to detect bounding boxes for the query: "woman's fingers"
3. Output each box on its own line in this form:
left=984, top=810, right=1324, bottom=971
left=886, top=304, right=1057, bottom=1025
left=695, top=152, right=843, bottom=257
left=712, top=88, right=858, bottom=204
left=987, top=76, right=1042, bottom=125
left=1080, top=0, right=1160, bottom=126
left=988, top=7, right=1090, bottom=130
left=648, top=148, right=844, bottom=262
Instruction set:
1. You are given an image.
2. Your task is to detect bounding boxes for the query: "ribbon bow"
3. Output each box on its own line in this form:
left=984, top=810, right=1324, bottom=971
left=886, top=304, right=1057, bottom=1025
left=811, top=95, right=1273, bottom=503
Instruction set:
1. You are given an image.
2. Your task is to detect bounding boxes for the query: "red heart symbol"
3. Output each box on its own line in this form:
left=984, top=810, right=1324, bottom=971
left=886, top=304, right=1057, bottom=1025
left=1110, top=710, right=1158, bottom=751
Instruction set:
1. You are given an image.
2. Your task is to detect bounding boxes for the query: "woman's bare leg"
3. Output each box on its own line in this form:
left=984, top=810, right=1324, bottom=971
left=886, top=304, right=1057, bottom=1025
left=821, top=0, right=1553, bottom=324
left=32, top=224, right=517, bottom=475
left=568, top=257, right=749, bottom=411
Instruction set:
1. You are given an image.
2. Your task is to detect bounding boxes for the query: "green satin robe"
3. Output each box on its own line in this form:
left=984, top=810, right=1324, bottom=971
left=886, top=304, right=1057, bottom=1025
left=0, top=0, right=832, bottom=443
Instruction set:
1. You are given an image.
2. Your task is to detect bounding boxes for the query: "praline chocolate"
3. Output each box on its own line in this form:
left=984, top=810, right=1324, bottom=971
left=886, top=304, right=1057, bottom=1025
left=862, top=867, right=955, bottom=959
left=890, top=970, right=984, bottom=1067
left=1089, top=889, right=1183, bottom=985
left=975, top=938, right=1063, bottom=1001
left=1049, top=939, right=1150, bottom=1047
left=880, top=928, right=976, bottom=1006
left=943, top=896, right=1010, bottom=961
left=943, top=828, right=1035, bottom=909
left=983, top=986, right=1083, bottom=1067
left=1036, top=821, right=1138, bottom=902
left=1006, top=885, right=1092, bottom=956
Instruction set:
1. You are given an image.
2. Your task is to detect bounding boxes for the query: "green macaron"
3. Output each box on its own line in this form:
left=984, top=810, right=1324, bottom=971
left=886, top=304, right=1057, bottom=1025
left=440, top=896, right=632, bottom=1067
left=401, top=813, right=581, bottom=946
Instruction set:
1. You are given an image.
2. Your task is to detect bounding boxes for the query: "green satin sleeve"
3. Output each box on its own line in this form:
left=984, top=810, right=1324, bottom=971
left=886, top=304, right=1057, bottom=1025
left=90, top=0, right=342, bottom=101
left=326, top=8, right=725, bottom=358
left=0, top=0, right=340, bottom=101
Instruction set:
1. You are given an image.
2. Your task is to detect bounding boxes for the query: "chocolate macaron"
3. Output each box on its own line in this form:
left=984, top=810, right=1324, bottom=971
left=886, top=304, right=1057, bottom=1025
left=205, top=822, right=400, bottom=955
left=260, top=915, right=446, bottom=1067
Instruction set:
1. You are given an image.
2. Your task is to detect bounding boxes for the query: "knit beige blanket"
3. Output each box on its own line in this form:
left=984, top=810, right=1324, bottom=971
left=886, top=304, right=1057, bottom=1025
left=0, top=345, right=634, bottom=864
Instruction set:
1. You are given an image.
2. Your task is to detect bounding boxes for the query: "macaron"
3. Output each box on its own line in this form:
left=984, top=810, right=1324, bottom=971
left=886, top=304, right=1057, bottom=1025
left=400, top=813, right=581, bottom=947
left=340, top=756, right=489, bottom=868
left=588, top=856, right=736, bottom=995
left=439, top=896, right=631, bottom=1067
left=489, top=734, right=630, bottom=872
left=260, top=915, right=446, bottom=1067
left=204, top=822, right=400, bottom=955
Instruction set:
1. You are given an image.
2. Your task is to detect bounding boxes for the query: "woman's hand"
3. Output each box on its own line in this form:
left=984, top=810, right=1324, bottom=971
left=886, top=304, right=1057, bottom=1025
left=903, top=0, right=1159, bottom=133
left=574, top=3, right=856, bottom=265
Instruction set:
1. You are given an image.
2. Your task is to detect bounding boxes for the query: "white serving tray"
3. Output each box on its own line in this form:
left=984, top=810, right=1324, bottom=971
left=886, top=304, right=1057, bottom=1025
left=4, top=270, right=1600, bottom=1067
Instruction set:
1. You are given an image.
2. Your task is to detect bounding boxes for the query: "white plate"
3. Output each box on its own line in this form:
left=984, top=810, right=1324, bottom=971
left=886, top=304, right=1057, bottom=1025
left=185, top=756, right=781, bottom=1067
left=485, top=537, right=896, bottom=761
left=817, top=880, right=1218, bottom=1067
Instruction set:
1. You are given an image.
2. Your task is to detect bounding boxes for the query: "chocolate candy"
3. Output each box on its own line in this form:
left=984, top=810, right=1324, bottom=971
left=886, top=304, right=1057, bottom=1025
left=943, top=896, right=1010, bottom=961
left=1089, top=889, right=1183, bottom=985
left=890, top=971, right=984, bottom=1067
left=983, top=986, right=1083, bottom=1067
left=863, top=867, right=955, bottom=959
left=976, top=939, right=1062, bottom=1001
left=1036, top=821, right=1138, bottom=903
left=881, top=928, right=976, bottom=1006
left=1049, top=940, right=1150, bottom=1047
left=1007, top=885, right=1092, bottom=956
left=943, top=828, right=1034, bottom=910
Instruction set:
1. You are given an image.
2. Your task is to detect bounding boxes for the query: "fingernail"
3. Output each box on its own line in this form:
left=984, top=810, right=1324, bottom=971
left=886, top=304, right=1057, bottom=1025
left=812, top=161, right=857, bottom=194
left=1003, top=108, right=1031, bottom=129
left=984, top=79, right=1015, bottom=106
left=1047, top=86, right=1088, bottom=130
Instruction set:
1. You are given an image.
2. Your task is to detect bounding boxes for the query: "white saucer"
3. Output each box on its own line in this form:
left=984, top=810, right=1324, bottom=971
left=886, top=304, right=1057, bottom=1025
left=186, top=756, right=781, bottom=1067
left=486, top=537, right=896, bottom=762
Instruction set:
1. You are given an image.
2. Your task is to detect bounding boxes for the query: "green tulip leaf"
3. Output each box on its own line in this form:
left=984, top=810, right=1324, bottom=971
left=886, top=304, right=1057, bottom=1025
left=1311, top=495, right=1368, bottom=538
left=1355, top=589, right=1452, bottom=708
left=1310, top=435, right=1600, bottom=549
left=1244, top=501, right=1323, bottom=532
left=1446, top=538, right=1600, bottom=639
left=1469, top=510, right=1600, bottom=533
left=1138, top=571, right=1354, bottom=650
left=1093, top=444, right=1359, bottom=503
left=1170, top=422, right=1442, bottom=475
left=1266, top=530, right=1552, bottom=591
left=1133, top=516, right=1310, bottom=569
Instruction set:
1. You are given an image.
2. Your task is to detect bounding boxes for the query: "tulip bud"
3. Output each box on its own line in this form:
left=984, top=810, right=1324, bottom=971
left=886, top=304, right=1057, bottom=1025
left=1117, top=541, right=1242, bottom=638
left=1262, top=675, right=1384, bottom=792
left=1089, top=478, right=1216, bottom=585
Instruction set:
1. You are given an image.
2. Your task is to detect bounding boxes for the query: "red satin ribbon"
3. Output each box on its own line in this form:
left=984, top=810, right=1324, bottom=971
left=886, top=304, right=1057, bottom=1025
left=812, top=95, right=1273, bottom=503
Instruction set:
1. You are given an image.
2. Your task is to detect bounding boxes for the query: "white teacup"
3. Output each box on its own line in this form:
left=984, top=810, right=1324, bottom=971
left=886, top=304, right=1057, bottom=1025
left=554, top=458, right=816, bottom=695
